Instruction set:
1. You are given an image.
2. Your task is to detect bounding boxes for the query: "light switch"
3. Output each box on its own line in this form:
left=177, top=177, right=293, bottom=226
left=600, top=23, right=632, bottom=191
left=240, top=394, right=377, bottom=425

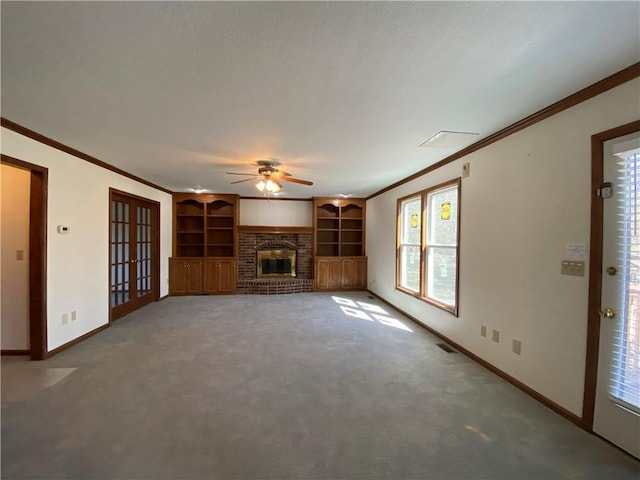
left=16, top=250, right=24, bottom=261
left=561, top=260, right=585, bottom=277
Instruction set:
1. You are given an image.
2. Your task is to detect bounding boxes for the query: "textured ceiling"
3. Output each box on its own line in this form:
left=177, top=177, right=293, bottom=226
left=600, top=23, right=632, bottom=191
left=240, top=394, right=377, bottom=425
left=2, top=1, right=639, bottom=198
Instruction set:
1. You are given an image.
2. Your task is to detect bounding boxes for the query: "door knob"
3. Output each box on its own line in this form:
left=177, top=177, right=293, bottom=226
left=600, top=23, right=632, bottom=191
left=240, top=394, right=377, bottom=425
left=606, top=266, right=617, bottom=276
left=598, top=308, right=616, bottom=318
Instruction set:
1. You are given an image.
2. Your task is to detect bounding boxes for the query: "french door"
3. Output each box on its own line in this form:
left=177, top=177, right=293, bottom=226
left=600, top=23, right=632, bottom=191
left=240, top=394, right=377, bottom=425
left=110, top=190, right=159, bottom=321
left=593, top=132, right=640, bottom=458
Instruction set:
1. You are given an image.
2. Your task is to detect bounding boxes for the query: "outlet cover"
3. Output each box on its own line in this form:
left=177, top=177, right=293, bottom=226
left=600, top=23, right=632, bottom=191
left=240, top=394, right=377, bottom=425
left=62, top=313, right=69, bottom=325
left=480, top=325, right=487, bottom=337
left=71, top=311, right=77, bottom=321
left=462, top=162, right=470, bottom=178
left=513, top=339, right=522, bottom=355
left=492, top=330, right=500, bottom=343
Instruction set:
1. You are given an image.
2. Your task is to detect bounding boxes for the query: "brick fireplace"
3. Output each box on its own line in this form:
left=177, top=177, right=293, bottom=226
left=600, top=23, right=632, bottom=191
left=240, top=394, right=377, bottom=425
left=237, top=229, right=313, bottom=294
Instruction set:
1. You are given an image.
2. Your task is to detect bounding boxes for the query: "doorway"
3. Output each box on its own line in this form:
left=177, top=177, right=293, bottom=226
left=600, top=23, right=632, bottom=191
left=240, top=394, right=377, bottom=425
left=0, top=155, right=48, bottom=360
left=109, top=189, right=160, bottom=321
left=585, top=120, right=640, bottom=458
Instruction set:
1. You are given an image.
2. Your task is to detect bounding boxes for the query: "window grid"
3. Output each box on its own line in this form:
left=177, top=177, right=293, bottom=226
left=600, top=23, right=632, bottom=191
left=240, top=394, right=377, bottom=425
left=396, top=179, right=460, bottom=316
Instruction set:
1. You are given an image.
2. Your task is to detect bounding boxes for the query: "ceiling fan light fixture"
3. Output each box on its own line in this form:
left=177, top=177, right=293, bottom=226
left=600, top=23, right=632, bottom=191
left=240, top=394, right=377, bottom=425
left=256, top=178, right=281, bottom=193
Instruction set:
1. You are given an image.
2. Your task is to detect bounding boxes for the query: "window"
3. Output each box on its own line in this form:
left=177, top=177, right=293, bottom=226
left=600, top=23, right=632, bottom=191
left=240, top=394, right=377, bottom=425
left=398, top=196, right=422, bottom=293
left=396, top=179, right=460, bottom=315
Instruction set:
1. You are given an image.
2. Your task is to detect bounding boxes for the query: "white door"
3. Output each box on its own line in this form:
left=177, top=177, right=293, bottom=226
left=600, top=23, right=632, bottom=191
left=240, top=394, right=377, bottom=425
left=593, top=133, right=640, bottom=458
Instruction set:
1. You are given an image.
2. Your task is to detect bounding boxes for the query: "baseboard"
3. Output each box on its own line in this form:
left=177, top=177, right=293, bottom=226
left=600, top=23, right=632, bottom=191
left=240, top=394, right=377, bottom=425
left=158, top=294, right=170, bottom=301
left=46, top=324, right=110, bottom=358
left=367, top=290, right=586, bottom=430
left=1, top=349, right=30, bottom=356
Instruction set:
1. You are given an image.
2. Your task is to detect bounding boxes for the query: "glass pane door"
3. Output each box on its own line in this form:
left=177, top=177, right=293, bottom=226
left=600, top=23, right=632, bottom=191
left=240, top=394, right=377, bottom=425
left=136, top=205, right=153, bottom=298
left=110, top=198, right=130, bottom=308
left=110, top=192, right=158, bottom=321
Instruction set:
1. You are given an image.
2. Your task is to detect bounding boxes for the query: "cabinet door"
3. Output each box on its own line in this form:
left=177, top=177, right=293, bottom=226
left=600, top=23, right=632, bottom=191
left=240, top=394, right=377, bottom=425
left=316, top=258, right=342, bottom=290
left=217, top=259, right=236, bottom=293
left=203, top=259, right=236, bottom=294
left=186, top=260, right=203, bottom=293
left=342, top=258, right=367, bottom=289
left=170, top=259, right=202, bottom=295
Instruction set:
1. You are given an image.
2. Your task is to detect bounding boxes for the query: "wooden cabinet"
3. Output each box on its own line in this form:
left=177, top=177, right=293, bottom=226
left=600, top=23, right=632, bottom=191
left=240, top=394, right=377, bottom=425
left=170, top=194, right=238, bottom=295
left=315, top=257, right=367, bottom=291
left=315, top=258, right=342, bottom=290
left=342, top=257, right=367, bottom=289
left=313, top=198, right=367, bottom=291
left=314, top=198, right=365, bottom=257
left=173, top=193, right=237, bottom=258
left=169, top=258, right=203, bottom=295
left=170, top=258, right=236, bottom=295
left=203, top=258, right=236, bottom=294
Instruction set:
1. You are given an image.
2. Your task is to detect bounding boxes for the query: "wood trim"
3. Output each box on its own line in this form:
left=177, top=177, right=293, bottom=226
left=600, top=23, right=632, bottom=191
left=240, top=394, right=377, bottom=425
left=237, top=225, right=313, bottom=234
left=240, top=196, right=312, bottom=202
left=368, top=62, right=640, bottom=200
left=583, top=119, right=640, bottom=431
left=29, top=169, right=48, bottom=360
left=1, top=117, right=173, bottom=195
left=1, top=350, right=30, bottom=356
left=0, top=154, right=48, bottom=361
left=368, top=290, right=585, bottom=429
left=47, top=324, right=110, bottom=358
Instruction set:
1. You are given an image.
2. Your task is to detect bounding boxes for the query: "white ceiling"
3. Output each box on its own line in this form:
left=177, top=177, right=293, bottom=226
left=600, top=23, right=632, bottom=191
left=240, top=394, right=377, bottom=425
left=2, top=1, right=639, bottom=198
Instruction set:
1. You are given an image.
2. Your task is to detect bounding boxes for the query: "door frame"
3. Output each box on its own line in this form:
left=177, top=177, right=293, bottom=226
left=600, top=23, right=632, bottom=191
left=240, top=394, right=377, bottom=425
left=0, top=155, right=48, bottom=360
left=584, top=119, right=640, bottom=429
left=108, top=188, right=160, bottom=322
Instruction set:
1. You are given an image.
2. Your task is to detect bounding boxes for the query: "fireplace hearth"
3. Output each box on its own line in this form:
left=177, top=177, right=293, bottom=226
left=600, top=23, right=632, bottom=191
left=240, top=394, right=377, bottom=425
left=237, top=232, right=313, bottom=294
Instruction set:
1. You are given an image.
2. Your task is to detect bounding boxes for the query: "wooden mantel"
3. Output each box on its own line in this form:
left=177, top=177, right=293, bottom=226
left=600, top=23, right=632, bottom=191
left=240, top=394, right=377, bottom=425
left=237, top=225, right=313, bottom=234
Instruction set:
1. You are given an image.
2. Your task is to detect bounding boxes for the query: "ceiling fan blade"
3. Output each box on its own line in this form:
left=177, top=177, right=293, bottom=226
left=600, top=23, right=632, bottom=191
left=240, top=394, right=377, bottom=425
left=280, top=177, right=313, bottom=186
left=230, top=177, right=258, bottom=184
left=272, top=170, right=292, bottom=178
left=226, top=172, right=257, bottom=176
left=272, top=178, right=283, bottom=189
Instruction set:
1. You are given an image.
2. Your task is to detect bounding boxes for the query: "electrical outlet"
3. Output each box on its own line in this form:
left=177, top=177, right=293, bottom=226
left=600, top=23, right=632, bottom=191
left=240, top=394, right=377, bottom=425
left=71, top=311, right=77, bottom=321
left=512, top=339, right=522, bottom=355
left=462, top=162, right=470, bottom=178
left=62, top=313, right=69, bottom=325
left=492, top=330, right=500, bottom=343
left=480, top=325, right=487, bottom=337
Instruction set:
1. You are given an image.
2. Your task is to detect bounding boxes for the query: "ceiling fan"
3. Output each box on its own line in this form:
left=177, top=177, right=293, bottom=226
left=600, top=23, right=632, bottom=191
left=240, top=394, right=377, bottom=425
left=226, top=160, right=313, bottom=194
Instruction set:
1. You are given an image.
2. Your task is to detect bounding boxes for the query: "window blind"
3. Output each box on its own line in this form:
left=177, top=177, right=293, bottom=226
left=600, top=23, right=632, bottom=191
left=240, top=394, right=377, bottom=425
left=611, top=150, right=640, bottom=414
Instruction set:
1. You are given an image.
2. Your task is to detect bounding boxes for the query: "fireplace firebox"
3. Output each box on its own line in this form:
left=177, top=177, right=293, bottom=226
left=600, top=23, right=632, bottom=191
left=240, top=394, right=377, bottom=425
left=257, top=249, right=296, bottom=278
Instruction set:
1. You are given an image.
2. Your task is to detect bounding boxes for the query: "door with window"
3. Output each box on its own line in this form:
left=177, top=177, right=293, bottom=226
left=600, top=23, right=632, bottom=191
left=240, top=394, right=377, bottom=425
left=593, top=133, right=640, bottom=458
left=110, top=190, right=159, bottom=321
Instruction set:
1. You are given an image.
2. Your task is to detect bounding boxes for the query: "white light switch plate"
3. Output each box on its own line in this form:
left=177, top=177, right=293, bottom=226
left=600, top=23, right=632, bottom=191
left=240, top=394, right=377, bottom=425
left=561, top=260, right=585, bottom=277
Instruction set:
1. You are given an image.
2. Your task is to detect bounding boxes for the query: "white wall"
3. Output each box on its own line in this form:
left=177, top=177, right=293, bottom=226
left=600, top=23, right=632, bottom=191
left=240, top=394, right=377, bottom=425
left=239, top=199, right=312, bottom=226
left=366, top=78, right=640, bottom=416
left=1, top=164, right=31, bottom=350
left=1, top=128, right=173, bottom=351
